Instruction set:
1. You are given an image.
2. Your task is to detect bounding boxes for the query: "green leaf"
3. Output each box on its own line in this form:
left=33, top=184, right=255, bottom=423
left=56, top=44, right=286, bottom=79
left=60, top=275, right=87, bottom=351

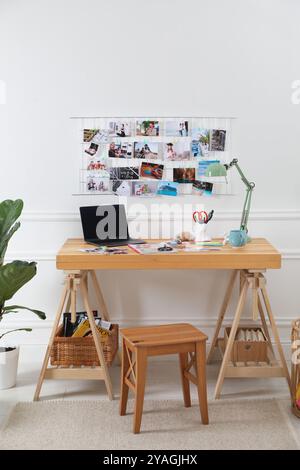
left=0, top=261, right=37, bottom=305
left=0, top=221, right=20, bottom=265
left=0, top=328, right=32, bottom=340
left=0, top=200, right=23, bottom=239
left=0, top=200, right=23, bottom=265
left=2, top=305, right=46, bottom=320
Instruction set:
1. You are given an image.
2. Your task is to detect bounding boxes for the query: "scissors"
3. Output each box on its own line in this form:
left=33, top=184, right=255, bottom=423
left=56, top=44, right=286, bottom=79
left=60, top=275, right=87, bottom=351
left=193, top=210, right=208, bottom=224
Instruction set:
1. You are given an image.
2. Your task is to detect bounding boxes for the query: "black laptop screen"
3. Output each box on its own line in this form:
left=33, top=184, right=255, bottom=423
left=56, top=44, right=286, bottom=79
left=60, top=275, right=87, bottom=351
left=80, top=205, right=129, bottom=241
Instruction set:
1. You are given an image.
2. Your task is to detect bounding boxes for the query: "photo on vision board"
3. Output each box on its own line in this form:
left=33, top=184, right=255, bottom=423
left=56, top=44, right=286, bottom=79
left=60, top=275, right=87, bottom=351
left=108, top=121, right=132, bottom=137
left=109, top=167, right=139, bottom=180
left=136, top=120, right=160, bottom=136
left=134, top=142, right=160, bottom=159
left=157, top=181, right=179, bottom=197
left=108, top=142, right=133, bottom=158
left=87, top=175, right=110, bottom=192
left=210, top=129, right=226, bottom=151
left=140, top=162, right=164, bottom=180
left=173, top=168, right=196, bottom=183
left=112, top=180, right=132, bottom=197
left=164, top=141, right=192, bottom=161
left=132, top=181, right=159, bottom=197
left=165, top=120, right=189, bottom=137
left=192, top=180, right=213, bottom=196
left=191, top=128, right=210, bottom=157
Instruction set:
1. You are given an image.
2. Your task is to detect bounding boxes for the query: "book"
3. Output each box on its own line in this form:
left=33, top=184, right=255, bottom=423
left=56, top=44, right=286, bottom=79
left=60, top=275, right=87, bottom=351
left=71, top=318, right=111, bottom=339
left=63, top=311, right=98, bottom=337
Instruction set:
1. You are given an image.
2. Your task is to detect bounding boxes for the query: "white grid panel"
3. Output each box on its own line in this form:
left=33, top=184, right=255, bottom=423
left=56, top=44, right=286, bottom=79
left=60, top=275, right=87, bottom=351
left=72, top=116, right=235, bottom=198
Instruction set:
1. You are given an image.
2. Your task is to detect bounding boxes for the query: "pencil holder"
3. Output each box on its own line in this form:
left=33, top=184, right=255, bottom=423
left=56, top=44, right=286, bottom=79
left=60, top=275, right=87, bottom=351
left=193, top=223, right=211, bottom=242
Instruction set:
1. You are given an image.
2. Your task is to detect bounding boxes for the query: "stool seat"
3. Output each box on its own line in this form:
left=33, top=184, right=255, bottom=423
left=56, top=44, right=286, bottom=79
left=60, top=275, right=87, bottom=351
left=119, top=322, right=209, bottom=433
left=121, top=323, right=208, bottom=348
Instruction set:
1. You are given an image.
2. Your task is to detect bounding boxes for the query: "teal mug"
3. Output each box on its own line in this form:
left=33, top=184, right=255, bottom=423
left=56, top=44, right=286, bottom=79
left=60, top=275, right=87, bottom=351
left=226, top=229, right=248, bottom=247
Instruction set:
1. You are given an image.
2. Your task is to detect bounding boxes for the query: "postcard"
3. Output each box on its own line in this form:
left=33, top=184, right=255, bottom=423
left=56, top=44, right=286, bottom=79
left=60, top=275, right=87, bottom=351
left=132, top=181, right=158, bottom=197
left=164, top=141, right=191, bottom=161
left=191, top=128, right=210, bottom=157
left=129, top=243, right=178, bottom=255
left=134, top=141, right=160, bottom=159
left=198, top=160, right=220, bottom=177
left=83, top=129, right=99, bottom=142
left=112, top=180, right=132, bottom=196
left=136, top=120, right=159, bottom=136
left=165, top=120, right=189, bottom=137
left=86, top=175, right=110, bottom=192
left=193, top=180, right=213, bottom=196
left=109, top=167, right=139, bottom=180
left=87, top=160, right=107, bottom=171
left=157, top=181, right=179, bottom=196
left=108, top=121, right=132, bottom=137
left=85, top=142, right=99, bottom=156
left=140, top=162, right=164, bottom=180
left=91, top=129, right=108, bottom=144
left=173, top=168, right=195, bottom=183
left=108, top=142, right=133, bottom=158
left=210, top=129, right=226, bottom=151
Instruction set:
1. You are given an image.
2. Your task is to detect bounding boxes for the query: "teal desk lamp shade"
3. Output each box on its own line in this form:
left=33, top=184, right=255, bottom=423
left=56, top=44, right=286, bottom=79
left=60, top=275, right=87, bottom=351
left=204, top=158, right=255, bottom=233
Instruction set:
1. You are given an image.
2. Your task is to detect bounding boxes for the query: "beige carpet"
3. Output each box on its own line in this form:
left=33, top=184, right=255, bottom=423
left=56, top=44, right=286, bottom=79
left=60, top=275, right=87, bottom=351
left=0, top=398, right=298, bottom=450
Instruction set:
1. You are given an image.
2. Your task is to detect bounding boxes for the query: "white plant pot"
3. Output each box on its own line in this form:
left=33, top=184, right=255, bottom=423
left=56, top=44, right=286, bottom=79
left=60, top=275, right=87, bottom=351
left=0, top=346, right=19, bottom=389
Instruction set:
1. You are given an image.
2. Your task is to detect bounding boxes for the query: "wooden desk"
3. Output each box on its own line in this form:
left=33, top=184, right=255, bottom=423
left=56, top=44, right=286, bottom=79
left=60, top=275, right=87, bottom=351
left=34, top=238, right=291, bottom=401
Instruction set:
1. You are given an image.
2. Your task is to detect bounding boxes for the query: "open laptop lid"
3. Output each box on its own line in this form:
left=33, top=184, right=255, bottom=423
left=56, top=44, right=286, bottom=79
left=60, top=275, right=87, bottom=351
left=80, top=205, right=129, bottom=242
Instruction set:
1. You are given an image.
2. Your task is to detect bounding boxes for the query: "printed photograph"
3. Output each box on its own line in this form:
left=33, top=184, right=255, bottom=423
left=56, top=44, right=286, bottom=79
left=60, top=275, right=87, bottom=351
left=108, top=121, right=132, bottom=137
left=173, top=168, right=196, bottom=183
left=132, top=181, right=158, bottom=197
left=112, top=180, right=132, bottom=196
left=87, top=160, right=106, bottom=171
left=192, top=180, right=213, bottom=196
left=108, top=142, right=133, bottom=158
left=140, top=162, right=164, bottom=180
left=157, top=181, right=179, bottom=197
left=164, top=141, right=191, bottom=161
left=198, top=160, right=220, bottom=177
left=210, top=129, right=226, bottom=151
left=86, top=176, right=110, bottom=192
left=134, top=142, right=160, bottom=159
left=84, top=142, right=99, bottom=156
left=109, top=167, right=139, bottom=180
left=83, top=129, right=99, bottom=142
left=165, top=120, right=188, bottom=137
left=136, top=120, right=159, bottom=136
left=191, top=128, right=210, bottom=157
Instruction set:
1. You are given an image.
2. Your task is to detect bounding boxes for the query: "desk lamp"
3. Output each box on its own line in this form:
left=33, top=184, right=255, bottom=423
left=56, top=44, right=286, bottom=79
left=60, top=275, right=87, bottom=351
left=205, top=158, right=255, bottom=234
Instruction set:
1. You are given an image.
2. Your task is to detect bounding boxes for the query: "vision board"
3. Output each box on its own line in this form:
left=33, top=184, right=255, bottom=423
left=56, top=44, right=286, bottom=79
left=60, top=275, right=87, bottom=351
left=73, top=117, right=234, bottom=197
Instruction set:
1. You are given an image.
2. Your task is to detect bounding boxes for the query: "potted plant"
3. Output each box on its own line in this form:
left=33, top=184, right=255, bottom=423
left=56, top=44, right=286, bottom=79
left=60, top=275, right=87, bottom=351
left=0, top=199, right=46, bottom=389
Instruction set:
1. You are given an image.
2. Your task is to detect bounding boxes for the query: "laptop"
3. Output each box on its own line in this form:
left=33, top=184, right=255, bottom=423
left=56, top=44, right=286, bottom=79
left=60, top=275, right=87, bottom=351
left=80, top=204, right=145, bottom=247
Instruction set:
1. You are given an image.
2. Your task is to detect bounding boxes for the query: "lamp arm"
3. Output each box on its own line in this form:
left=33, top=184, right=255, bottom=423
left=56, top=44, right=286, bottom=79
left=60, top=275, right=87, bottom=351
left=225, top=159, right=255, bottom=233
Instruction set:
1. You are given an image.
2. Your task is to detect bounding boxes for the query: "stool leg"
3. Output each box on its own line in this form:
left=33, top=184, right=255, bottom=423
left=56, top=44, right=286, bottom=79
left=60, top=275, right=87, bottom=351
left=120, top=339, right=130, bottom=416
left=133, top=348, right=147, bottom=434
left=179, top=353, right=191, bottom=407
left=195, top=341, right=209, bottom=425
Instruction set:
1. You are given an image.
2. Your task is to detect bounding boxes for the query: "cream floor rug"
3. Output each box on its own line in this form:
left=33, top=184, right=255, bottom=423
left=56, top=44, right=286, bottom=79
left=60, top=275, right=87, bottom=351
left=0, top=398, right=298, bottom=450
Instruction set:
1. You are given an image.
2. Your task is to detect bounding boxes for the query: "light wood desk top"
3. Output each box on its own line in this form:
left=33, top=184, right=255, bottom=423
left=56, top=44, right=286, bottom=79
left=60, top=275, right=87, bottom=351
left=56, top=238, right=281, bottom=271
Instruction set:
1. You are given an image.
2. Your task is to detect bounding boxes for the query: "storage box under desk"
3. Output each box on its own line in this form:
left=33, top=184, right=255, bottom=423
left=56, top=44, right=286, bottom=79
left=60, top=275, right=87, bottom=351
left=224, top=326, right=268, bottom=363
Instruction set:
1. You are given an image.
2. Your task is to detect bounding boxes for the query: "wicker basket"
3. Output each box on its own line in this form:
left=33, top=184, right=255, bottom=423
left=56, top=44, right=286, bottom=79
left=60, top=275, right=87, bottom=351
left=291, top=319, right=300, bottom=418
left=50, top=324, right=118, bottom=367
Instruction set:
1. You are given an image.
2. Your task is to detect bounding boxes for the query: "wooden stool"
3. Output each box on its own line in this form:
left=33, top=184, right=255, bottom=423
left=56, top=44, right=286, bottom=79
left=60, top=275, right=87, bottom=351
left=119, top=323, right=209, bottom=433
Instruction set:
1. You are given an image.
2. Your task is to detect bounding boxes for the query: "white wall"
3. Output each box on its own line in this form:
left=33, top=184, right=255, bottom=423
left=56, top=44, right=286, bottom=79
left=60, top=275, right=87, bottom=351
left=0, top=0, right=300, bottom=361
